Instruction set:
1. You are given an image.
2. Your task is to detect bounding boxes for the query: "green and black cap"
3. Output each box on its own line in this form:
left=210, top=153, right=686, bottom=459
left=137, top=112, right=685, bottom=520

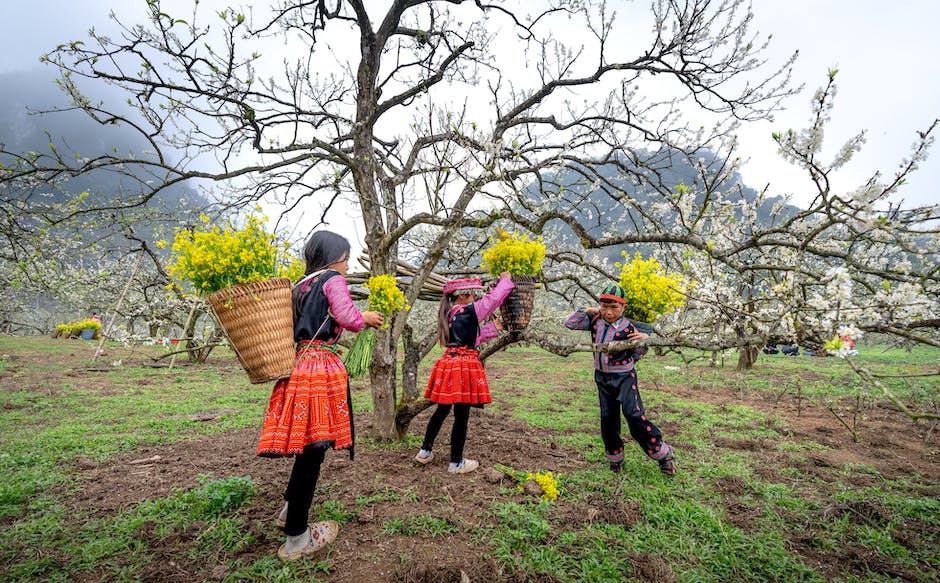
left=599, top=284, right=626, bottom=304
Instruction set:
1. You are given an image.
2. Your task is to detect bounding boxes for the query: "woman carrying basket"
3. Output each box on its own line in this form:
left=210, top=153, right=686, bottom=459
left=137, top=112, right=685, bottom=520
left=257, top=231, right=383, bottom=560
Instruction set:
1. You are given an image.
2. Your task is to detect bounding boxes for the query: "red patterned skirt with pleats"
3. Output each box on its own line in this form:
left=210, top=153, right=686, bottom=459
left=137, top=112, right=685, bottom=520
left=257, top=342, right=352, bottom=457
left=424, top=346, right=491, bottom=406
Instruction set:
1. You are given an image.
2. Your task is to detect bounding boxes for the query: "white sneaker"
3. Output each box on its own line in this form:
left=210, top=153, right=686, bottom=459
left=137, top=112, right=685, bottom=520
left=448, top=458, right=479, bottom=474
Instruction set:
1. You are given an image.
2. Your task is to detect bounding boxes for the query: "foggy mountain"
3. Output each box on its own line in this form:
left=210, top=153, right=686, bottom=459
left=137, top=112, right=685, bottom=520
left=0, top=69, right=209, bottom=244
left=520, top=151, right=801, bottom=265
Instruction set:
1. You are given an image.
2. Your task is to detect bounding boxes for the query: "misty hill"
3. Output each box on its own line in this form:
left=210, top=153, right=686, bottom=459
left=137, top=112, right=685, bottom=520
left=522, top=150, right=800, bottom=265
left=0, top=69, right=209, bottom=244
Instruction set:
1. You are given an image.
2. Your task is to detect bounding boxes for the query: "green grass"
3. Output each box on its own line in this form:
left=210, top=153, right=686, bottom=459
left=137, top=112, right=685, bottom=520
left=1, top=337, right=938, bottom=582
left=1, top=474, right=257, bottom=581
left=642, top=343, right=939, bottom=406
left=0, top=355, right=268, bottom=518
left=485, top=343, right=939, bottom=582
left=382, top=514, right=460, bottom=537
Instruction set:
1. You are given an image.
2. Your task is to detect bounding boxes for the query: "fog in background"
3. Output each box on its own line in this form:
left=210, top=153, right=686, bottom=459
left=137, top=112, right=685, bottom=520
left=3, top=0, right=938, bottom=211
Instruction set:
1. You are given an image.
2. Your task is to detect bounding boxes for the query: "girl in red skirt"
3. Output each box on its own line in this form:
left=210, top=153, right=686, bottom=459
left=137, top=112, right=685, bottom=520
left=415, top=272, right=513, bottom=473
left=257, top=231, right=383, bottom=560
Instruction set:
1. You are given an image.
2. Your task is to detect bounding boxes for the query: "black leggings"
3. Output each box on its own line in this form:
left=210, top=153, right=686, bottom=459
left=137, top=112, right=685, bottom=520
left=283, top=445, right=326, bottom=536
left=421, top=403, right=471, bottom=463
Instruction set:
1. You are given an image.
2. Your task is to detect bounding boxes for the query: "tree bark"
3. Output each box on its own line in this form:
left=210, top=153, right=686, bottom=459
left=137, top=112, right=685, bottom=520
left=736, top=345, right=760, bottom=371
left=369, top=327, right=398, bottom=440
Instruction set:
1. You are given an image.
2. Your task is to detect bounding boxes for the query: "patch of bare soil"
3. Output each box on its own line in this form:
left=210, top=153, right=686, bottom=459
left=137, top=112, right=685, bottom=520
left=629, top=552, right=676, bottom=583
left=58, top=403, right=591, bottom=583
left=650, top=378, right=940, bottom=485
left=649, top=374, right=939, bottom=582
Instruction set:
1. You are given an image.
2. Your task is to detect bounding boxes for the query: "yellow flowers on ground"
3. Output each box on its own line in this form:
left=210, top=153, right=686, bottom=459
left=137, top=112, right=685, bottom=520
left=481, top=231, right=546, bottom=276
left=617, top=251, right=685, bottom=323
left=520, top=470, right=560, bottom=502
left=163, top=214, right=294, bottom=295
left=493, top=463, right=561, bottom=502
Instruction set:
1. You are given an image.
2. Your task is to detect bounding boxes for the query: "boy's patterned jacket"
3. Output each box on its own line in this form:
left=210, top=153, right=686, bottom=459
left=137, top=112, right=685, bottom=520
left=564, top=309, right=648, bottom=373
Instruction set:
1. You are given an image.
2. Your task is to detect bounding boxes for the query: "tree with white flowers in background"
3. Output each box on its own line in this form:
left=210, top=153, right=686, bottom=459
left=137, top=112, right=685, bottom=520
left=2, top=1, right=937, bottom=437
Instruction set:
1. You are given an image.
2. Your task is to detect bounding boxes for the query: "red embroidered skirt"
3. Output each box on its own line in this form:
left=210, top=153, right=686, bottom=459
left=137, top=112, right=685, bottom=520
left=424, top=346, right=491, bottom=406
left=257, top=342, right=353, bottom=457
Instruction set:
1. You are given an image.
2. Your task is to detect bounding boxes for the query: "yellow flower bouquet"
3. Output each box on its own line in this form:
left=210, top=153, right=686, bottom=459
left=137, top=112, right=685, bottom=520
left=344, top=275, right=410, bottom=378
left=617, top=252, right=685, bottom=327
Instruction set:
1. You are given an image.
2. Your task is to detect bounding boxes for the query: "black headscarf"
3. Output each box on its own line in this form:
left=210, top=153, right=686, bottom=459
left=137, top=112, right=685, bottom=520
left=302, top=231, right=351, bottom=275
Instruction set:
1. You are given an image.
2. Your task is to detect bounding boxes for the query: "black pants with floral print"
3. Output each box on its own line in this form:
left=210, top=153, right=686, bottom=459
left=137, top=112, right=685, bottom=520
left=595, top=370, right=670, bottom=463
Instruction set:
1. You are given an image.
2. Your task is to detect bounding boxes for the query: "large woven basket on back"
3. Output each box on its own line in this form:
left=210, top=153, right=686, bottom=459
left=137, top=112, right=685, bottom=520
left=499, top=274, right=538, bottom=332
left=207, top=277, right=295, bottom=384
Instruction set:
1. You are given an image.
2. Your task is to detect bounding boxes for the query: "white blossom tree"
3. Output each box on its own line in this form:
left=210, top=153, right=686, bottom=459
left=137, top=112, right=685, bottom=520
left=3, top=0, right=935, bottom=436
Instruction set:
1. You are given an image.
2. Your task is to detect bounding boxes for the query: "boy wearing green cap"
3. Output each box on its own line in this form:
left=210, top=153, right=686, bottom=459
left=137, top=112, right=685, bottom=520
left=564, top=284, right=676, bottom=476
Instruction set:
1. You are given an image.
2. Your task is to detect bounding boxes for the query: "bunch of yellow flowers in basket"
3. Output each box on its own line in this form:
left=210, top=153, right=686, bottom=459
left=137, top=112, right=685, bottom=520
left=480, top=230, right=546, bottom=276
left=160, top=213, right=302, bottom=295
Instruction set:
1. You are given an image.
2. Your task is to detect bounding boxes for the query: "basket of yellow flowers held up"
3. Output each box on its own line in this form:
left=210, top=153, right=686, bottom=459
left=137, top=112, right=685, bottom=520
left=481, top=229, right=546, bottom=332
left=162, top=213, right=305, bottom=384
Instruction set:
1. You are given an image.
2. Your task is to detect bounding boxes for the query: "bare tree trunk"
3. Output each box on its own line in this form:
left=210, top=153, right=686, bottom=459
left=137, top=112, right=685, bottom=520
left=395, top=397, right=433, bottom=438
left=400, top=323, right=437, bottom=401
left=369, top=327, right=398, bottom=440
left=736, top=345, right=759, bottom=370
left=392, top=323, right=439, bottom=437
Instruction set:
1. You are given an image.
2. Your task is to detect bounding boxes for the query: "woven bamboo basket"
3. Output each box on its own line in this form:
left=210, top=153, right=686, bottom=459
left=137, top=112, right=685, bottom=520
left=499, top=275, right=538, bottom=332
left=207, top=277, right=295, bottom=384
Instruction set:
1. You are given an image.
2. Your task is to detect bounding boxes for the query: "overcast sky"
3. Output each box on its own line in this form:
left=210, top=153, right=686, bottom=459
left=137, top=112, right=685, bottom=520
left=2, top=1, right=938, bottom=209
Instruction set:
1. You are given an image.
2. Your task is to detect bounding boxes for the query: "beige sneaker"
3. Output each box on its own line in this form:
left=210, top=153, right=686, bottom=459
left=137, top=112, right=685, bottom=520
left=414, top=449, right=434, bottom=465
left=277, top=520, right=339, bottom=561
left=447, top=458, right=479, bottom=474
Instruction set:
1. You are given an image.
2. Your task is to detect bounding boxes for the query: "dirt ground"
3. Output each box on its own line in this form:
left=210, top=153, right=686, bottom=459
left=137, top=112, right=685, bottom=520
left=4, top=345, right=939, bottom=582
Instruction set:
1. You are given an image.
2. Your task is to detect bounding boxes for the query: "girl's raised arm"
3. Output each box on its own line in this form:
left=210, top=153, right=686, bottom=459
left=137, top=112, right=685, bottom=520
left=473, top=273, right=514, bottom=322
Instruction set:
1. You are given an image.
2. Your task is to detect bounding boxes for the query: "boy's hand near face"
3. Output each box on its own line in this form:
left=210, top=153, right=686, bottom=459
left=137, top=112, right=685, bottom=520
left=583, top=307, right=600, bottom=316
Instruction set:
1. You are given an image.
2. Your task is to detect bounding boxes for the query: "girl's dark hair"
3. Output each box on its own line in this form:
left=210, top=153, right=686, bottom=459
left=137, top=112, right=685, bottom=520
left=437, top=294, right=455, bottom=346
left=302, top=231, right=351, bottom=275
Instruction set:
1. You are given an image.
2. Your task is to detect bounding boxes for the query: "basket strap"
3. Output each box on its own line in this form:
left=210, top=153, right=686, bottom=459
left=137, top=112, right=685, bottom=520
left=292, top=268, right=329, bottom=289
left=311, top=309, right=335, bottom=338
